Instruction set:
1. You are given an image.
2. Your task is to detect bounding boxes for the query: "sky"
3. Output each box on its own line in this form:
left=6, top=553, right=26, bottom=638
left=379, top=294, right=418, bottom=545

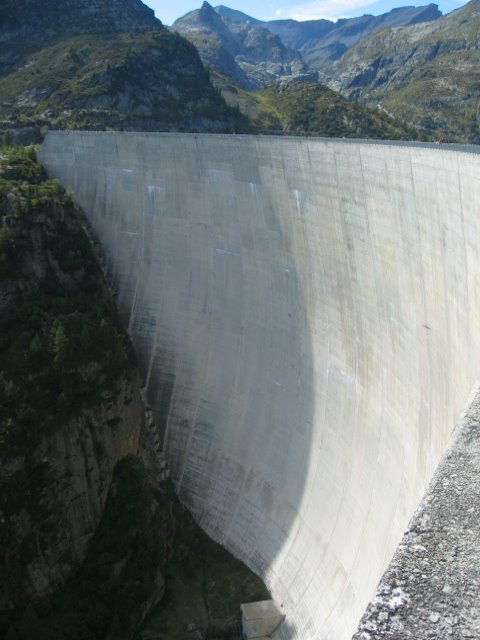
left=145, top=0, right=469, bottom=25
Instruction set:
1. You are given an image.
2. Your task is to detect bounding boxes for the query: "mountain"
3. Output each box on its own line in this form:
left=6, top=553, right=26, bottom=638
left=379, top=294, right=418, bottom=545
left=172, top=2, right=313, bottom=89
left=208, top=1, right=478, bottom=142
left=256, top=81, right=416, bottom=138
left=318, top=0, right=480, bottom=141
left=214, top=5, right=262, bottom=25
left=172, top=2, right=418, bottom=140
left=210, top=71, right=416, bottom=139
left=263, top=4, right=442, bottom=67
left=0, top=0, right=428, bottom=160
left=0, top=0, right=243, bottom=142
left=0, top=0, right=158, bottom=43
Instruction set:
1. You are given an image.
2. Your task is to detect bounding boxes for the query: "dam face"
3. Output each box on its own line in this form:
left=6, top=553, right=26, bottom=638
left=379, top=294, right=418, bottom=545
left=39, top=132, right=480, bottom=640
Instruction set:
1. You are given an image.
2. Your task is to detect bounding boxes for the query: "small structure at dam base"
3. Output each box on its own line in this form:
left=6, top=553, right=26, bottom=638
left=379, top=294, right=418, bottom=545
left=241, top=600, right=286, bottom=638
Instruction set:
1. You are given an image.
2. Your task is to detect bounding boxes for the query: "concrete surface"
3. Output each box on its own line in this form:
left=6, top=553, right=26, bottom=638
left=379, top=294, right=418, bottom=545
left=39, top=132, right=480, bottom=640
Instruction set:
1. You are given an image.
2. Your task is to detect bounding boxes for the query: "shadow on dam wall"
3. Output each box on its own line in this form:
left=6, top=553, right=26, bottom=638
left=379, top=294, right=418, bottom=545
left=39, top=132, right=480, bottom=640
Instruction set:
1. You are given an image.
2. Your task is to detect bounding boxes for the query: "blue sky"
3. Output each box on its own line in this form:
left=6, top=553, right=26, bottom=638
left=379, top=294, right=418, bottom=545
left=145, top=0, right=468, bottom=25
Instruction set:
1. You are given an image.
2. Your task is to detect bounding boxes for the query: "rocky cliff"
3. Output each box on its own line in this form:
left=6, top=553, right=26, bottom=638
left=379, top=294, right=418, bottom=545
left=211, top=3, right=441, bottom=71
left=173, top=1, right=312, bottom=89
left=0, top=0, right=158, bottom=44
left=0, top=147, right=169, bottom=636
left=262, top=4, right=442, bottom=67
left=318, top=0, right=480, bottom=141
left=1, top=374, right=147, bottom=604
left=0, top=0, right=242, bottom=141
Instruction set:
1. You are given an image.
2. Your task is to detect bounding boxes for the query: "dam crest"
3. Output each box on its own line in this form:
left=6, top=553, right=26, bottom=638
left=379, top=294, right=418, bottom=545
left=39, top=132, right=480, bottom=640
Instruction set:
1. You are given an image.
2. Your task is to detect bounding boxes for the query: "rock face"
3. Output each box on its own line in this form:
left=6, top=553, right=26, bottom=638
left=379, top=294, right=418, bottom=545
left=0, top=373, right=146, bottom=605
left=0, top=149, right=164, bottom=616
left=173, top=2, right=311, bottom=89
left=263, top=4, right=442, bottom=67
left=318, top=0, right=480, bottom=141
left=0, top=0, right=240, bottom=136
left=212, top=3, right=441, bottom=71
left=0, top=0, right=158, bottom=42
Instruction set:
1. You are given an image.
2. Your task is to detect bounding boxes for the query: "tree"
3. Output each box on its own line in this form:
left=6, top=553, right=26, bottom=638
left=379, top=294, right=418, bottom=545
left=3, top=130, right=12, bottom=147
left=53, top=323, right=69, bottom=367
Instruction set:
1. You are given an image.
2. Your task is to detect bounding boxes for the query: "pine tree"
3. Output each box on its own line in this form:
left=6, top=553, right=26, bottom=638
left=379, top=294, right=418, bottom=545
left=53, top=323, right=69, bottom=367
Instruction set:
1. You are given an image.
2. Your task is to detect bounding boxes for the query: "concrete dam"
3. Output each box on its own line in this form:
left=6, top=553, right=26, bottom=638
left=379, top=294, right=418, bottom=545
left=39, top=132, right=480, bottom=639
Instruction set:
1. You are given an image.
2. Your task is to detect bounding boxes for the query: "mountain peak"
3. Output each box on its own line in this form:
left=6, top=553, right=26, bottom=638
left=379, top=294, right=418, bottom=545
left=174, top=1, right=231, bottom=33
left=200, top=1, right=216, bottom=15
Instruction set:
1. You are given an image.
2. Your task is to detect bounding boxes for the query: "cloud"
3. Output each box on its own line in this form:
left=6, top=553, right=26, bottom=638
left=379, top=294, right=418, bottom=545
left=271, top=0, right=378, bottom=21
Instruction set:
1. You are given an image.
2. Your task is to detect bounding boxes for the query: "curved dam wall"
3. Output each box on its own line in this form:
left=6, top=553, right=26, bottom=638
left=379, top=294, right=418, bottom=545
left=39, top=132, right=480, bottom=640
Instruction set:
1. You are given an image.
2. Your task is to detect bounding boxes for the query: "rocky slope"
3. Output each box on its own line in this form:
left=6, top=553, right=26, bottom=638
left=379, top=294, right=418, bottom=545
left=0, top=0, right=157, bottom=45
left=255, top=81, right=417, bottom=138
left=211, top=72, right=415, bottom=139
left=318, top=0, right=480, bottom=141
left=263, top=4, right=442, bottom=68
left=0, top=146, right=160, bottom=628
left=214, top=3, right=441, bottom=69
left=0, top=0, right=243, bottom=142
left=172, top=1, right=313, bottom=89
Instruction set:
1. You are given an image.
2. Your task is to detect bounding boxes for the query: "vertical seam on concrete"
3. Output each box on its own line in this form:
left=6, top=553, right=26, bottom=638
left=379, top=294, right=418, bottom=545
left=347, top=143, right=384, bottom=564
left=408, top=147, right=432, bottom=489
left=457, top=153, right=471, bottom=369
left=379, top=146, right=407, bottom=569
left=127, top=180, right=145, bottom=334
left=320, top=143, right=384, bottom=633
left=327, top=142, right=359, bottom=563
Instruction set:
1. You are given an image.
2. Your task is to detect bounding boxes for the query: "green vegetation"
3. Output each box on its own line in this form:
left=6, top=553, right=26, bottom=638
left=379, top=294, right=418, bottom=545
left=2, top=455, right=269, bottom=640
left=212, top=72, right=416, bottom=139
left=0, top=146, right=135, bottom=459
left=0, top=29, right=244, bottom=138
left=256, top=82, right=416, bottom=139
left=0, top=146, right=137, bottom=638
left=370, top=51, right=480, bottom=142
left=4, top=457, right=174, bottom=640
left=323, top=0, right=480, bottom=142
